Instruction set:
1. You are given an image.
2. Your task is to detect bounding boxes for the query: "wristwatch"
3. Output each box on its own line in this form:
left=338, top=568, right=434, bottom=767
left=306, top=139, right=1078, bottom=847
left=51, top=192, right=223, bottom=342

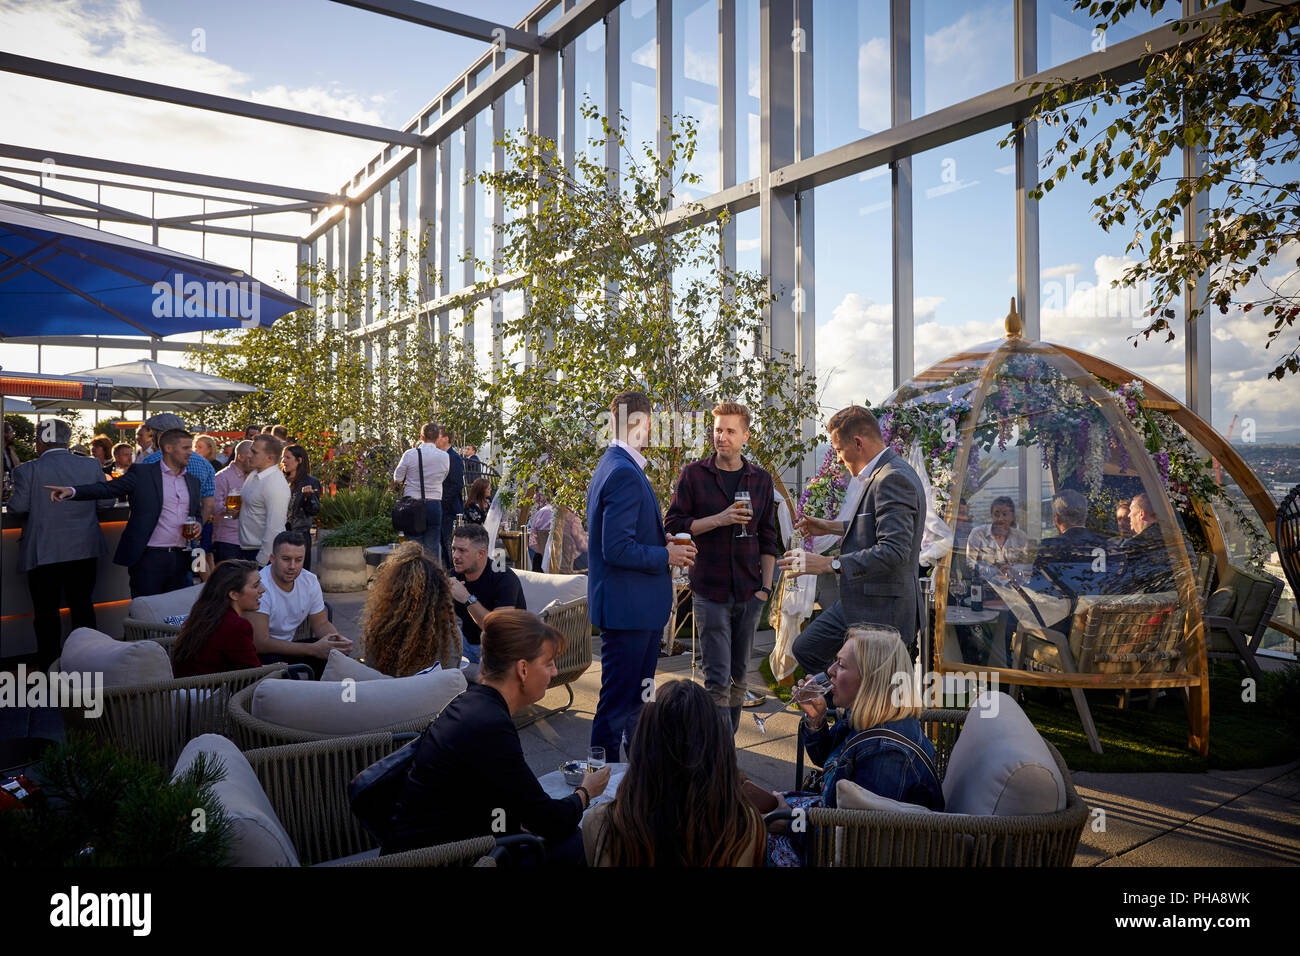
left=830, top=558, right=842, bottom=574
left=465, top=594, right=479, bottom=606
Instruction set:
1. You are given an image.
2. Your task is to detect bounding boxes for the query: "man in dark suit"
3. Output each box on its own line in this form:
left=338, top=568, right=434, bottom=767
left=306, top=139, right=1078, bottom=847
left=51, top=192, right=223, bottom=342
left=1112, top=492, right=1192, bottom=594
left=1031, top=489, right=1117, bottom=600
left=9, top=419, right=109, bottom=668
left=782, top=405, right=927, bottom=674
left=587, top=391, right=696, bottom=761
left=49, top=428, right=202, bottom=598
left=435, top=426, right=464, bottom=568
left=463, top=445, right=483, bottom=486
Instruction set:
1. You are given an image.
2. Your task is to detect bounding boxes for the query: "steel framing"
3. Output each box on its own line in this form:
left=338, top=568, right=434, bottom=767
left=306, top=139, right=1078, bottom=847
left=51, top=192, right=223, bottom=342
left=4, top=0, right=1273, bottom=433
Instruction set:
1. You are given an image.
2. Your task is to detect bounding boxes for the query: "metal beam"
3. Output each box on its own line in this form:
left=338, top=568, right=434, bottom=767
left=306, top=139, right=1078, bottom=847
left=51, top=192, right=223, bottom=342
left=0, top=143, right=338, bottom=204
left=760, top=0, right=797, bottom=383
left=0, top=334, right=231, bottom=351
left=0, top=52, right=422, bottom=146
left=768, top=10, right=1265, bottom=195
left=0, top=172, right=152, bottom=223
left=156, top=200, right=321, bottom=226
left=891, top=0, right=913, bottom=390
left=329, top=0, right=540, bottom=52
left=1014, top=0, right=1040, bottom=341
left=0, top=202, right=302, bottom=243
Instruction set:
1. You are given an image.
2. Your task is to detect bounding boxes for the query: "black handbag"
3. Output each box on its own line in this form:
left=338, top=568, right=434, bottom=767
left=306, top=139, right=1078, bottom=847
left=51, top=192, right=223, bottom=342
left=349, top=735, right=420, bottom=844
left=391, top=447, right=428, bottom=535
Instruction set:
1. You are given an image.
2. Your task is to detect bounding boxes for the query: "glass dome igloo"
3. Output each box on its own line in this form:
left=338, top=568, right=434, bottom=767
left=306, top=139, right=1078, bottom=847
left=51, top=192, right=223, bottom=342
left=882, top=302, right=1208, bottom=755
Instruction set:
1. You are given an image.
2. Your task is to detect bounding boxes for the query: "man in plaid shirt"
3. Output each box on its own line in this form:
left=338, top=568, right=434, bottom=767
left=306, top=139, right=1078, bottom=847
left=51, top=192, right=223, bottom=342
left=665, top=402, right=780, bottom=732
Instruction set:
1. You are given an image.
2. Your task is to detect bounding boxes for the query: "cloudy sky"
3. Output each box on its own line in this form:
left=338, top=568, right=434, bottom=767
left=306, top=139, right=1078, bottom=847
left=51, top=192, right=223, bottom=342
left=2, top=0, right=1296, bottom=441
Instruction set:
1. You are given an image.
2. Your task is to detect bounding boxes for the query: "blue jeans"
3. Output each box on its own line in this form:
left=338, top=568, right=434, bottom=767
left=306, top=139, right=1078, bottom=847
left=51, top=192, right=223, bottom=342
left=415, top=500, right=442, bottom=564
left=462, top=641, right=481, bottom=664
left=591, top=627, right=660, bottom=761
left=693, top=594, right=764, bottom=732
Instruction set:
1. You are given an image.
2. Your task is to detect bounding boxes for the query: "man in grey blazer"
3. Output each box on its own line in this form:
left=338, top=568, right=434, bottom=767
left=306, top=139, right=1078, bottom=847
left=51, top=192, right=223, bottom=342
left=780, top=405, right=927, bottom=674
left=8, top=419, right=109, bottom=668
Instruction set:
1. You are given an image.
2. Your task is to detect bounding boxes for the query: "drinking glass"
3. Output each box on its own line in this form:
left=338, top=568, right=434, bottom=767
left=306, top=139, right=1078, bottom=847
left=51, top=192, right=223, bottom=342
left=783, top=531, right=805, bottom=596
left=225, top=489, right=241, bottom=517
left=182, top=518, right=201, bottom=542
left=789, top=672, right=830, bottom=712
left=587, top=746, right=606, bottom=773
left=734, top=490, right=752, bottom=538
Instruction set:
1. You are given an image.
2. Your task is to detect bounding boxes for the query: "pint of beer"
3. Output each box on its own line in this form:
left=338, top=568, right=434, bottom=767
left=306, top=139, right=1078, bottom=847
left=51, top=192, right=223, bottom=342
left=182, top=517, right=201, bottom=541
left=225, top=488, right=241, bottom=517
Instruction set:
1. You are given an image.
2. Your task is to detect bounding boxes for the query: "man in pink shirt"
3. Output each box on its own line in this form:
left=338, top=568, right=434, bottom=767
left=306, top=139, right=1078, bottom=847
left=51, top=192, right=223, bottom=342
left=212, top=440, right=254, bottom=564
left=51, top=428, right=202, bottom=597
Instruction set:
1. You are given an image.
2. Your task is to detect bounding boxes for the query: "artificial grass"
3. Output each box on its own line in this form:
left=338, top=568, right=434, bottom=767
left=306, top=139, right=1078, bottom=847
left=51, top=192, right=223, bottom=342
left=756, top=647, right=1299, bottom=773
left=1020, top=664, right=1300, bottom=773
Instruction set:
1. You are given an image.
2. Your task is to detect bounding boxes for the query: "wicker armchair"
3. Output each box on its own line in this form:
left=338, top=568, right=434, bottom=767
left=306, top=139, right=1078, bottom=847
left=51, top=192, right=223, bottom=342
left=56, top=635, right=284, bottom=771
left=778, top=708, right=1088, bottom=866
left=238, top=733, right=495, bottom=867
left=1204, top=562, right=1283, bottom=684
left=226, top=673, right=445, bottom=750
left=515, top=596, right=593, bottom=729
left=1016, top=597, right=1187, bottom=754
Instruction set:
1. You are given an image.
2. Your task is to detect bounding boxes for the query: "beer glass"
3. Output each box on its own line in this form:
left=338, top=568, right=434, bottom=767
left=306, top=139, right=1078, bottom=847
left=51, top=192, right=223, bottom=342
left=734, top=490, right=752, bottom=538
left=225, top=488, right=241, bottom=517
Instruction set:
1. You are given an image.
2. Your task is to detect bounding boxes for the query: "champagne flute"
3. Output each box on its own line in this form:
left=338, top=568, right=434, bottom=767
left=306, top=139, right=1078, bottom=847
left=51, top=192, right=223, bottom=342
left=734, top=490, right=752, bottom=538
left=788, top=671, right=831, bottom=712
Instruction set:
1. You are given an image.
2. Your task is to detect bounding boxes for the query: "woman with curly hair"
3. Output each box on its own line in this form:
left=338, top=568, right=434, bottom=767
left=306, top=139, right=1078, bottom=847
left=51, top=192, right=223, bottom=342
left=362, top=541, right=461, bottom=675
left=584, top=678, right=764, bottom=866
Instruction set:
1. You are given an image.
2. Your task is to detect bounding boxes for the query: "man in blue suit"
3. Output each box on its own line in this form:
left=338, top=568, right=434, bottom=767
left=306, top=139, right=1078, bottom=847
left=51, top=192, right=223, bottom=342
left=587, top=391, right=696, bottom=761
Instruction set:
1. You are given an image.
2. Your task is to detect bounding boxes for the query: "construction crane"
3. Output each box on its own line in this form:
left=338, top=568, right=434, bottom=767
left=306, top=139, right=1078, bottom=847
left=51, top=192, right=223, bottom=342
left=1213, top=414, right=1239, bottom=486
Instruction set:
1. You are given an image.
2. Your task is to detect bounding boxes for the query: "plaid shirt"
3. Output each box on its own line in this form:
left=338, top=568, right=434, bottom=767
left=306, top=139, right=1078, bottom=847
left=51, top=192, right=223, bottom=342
left=664, top=454, right=781, bottom=603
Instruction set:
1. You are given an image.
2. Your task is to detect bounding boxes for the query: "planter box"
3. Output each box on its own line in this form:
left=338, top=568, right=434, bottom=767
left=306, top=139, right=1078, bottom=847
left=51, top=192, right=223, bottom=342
left=318, top=545, right=368, bottom=592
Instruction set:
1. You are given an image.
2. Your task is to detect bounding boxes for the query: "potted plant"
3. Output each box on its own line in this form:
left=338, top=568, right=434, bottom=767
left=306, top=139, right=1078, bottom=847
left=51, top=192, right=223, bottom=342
left=0, top=735, right=233, bottom=867
left=318, top=516, right=397, bottom=592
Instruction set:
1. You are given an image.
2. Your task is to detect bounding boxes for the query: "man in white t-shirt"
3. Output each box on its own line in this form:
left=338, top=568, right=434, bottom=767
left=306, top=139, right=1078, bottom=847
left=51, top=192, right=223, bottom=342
left=391, top=422, right=449, bottom=564
left=249, top=530, right=351, bottom=677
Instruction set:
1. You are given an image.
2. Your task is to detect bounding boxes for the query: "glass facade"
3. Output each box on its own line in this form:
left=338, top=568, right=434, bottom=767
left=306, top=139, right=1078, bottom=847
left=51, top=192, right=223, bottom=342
left=297, top=0, right=1296, bottom=503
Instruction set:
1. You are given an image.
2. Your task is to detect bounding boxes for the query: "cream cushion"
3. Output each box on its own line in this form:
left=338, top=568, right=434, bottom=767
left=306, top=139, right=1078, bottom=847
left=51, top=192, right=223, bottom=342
left=128, top=584, right=204, bottom=624
left=320, top=650, right=391, bottom=683
left=59, top=627, right=172, bottom=688
left=942, top=691, right=1066, bottom=815
left=171, top=733, right=299, bottom=867
left=249, top=668, right=466, bottom=735
left=836, top=779, right=937, bottom=814
left=514, top=569, right=586, bottom=613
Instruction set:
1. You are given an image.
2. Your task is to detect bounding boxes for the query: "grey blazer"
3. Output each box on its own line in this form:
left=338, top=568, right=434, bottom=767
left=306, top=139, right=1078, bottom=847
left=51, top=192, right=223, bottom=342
left=827, top=448, right=927, bottom=646
left=8, top=449, right=109, bottom=573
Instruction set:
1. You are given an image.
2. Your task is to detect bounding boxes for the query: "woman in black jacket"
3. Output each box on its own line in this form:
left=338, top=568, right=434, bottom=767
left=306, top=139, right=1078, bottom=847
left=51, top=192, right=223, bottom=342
left=280, top=443, right=322, bottom=570
left=383, top=609, right=610, bottom=864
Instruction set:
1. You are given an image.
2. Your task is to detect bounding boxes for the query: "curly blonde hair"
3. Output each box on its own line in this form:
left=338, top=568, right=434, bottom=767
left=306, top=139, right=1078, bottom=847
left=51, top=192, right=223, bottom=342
left=362, top=542, right=461, bottom=676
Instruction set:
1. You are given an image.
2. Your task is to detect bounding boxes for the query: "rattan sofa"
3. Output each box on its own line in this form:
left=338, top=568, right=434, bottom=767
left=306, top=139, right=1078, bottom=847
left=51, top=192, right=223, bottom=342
left=179, top=732, right=497, bottom=866
left=773, top=704, right=1089, bottom=866
left=55, top=631, right=285, bottom=771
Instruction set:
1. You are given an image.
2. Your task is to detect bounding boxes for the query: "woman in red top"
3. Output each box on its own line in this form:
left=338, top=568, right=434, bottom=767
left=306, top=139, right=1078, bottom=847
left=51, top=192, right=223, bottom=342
left=172, top=560, right=265, bottom=678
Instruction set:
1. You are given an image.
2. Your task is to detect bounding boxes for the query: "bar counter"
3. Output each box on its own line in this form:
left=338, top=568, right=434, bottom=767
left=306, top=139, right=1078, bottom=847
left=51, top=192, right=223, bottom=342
left=1, top=504, right=133, bottom=659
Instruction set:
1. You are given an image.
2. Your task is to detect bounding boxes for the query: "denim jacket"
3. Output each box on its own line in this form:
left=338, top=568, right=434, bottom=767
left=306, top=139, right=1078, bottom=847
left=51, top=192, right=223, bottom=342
left=800, top=715, right=945, bottom=811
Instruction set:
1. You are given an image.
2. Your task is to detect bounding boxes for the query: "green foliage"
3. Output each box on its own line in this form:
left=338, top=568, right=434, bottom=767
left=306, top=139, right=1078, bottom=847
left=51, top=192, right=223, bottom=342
left=4, top=413, right=34, bottom=462
left=1003, top=0, right=1300, bottom=377
left=0, top=734, right=233, bottom=867
left=187, top=229, right=499, bottom=490
left=317, top=486, right=397, bottom=529
left=321, top=516, right=397, bottom=548
left=451, top=104, right=821, bottom=518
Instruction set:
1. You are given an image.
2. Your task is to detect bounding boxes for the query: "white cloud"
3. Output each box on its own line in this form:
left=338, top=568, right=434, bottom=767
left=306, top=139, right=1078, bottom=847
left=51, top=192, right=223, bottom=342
left=1041, top=263, right=1083, bottom=280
